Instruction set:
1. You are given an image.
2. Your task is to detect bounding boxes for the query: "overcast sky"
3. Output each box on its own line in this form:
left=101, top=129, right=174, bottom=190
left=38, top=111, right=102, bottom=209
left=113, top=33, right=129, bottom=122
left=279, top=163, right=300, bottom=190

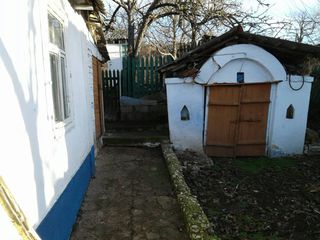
left=243, top=0, right=319, bottom=18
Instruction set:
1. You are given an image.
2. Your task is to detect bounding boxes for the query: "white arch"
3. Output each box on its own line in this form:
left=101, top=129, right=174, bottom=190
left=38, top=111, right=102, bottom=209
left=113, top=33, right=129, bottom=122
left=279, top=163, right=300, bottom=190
left=196, top=44, right=287, bottom=84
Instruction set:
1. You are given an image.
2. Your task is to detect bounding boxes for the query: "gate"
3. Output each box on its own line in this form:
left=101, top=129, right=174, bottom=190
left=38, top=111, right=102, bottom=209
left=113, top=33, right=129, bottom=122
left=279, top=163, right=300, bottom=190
left=102, top=70, right=120, bottom=122
left=205, top=83, right=271, bottom=157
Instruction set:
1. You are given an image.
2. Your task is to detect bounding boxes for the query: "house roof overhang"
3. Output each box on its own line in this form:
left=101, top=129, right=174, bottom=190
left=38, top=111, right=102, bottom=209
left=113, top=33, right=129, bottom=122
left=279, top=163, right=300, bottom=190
left=69, top=0, right=110, bottom=62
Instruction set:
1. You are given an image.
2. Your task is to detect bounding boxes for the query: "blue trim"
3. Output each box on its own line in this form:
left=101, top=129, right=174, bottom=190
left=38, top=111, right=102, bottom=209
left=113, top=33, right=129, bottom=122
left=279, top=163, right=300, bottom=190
left=89, top=146, right=95, bottom=177
left=36, top=146, right=95, bottom=240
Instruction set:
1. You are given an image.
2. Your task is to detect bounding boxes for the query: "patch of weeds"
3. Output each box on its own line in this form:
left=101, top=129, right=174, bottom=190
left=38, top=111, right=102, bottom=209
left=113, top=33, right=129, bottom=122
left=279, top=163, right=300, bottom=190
left=239, top=231, right=280, bottom=240
left=237, top=200, right=249, bottom=209
left=241, top=214, right=255, bottom=225
left=206, top=207, right=222, bottom=216
left=234, top=157, right=297, bottom=174
left=212, top=162, right=223, bottom=171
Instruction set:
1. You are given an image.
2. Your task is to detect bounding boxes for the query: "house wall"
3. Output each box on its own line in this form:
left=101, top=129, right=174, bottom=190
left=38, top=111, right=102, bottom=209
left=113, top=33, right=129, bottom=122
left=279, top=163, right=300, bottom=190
left=0, top=0, right=101, bottom=239
left=165, top=78, right=205, bottom=151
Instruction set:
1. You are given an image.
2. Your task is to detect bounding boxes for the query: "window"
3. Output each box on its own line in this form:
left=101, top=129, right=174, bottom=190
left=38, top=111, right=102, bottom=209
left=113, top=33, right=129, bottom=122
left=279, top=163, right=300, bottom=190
left=286, top=104, right=294, bottom=119
left=48, top=13, right=70, bottom=122
left=181, top=105, right=190, bottom=121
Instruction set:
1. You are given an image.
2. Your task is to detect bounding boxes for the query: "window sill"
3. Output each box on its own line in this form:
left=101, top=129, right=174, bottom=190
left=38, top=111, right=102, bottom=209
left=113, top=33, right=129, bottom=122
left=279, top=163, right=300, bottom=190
left=53, top=118, right=74, bottom=140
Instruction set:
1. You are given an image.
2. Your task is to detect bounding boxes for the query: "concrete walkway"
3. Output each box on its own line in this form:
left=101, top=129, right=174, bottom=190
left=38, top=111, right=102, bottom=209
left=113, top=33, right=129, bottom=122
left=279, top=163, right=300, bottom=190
left=71, top=146, right=187, bottom=240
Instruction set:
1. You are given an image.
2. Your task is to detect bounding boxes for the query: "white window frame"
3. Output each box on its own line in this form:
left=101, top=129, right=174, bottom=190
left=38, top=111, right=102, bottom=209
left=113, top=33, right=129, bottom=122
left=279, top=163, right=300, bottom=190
left=48, top=10, right=72, bottom=129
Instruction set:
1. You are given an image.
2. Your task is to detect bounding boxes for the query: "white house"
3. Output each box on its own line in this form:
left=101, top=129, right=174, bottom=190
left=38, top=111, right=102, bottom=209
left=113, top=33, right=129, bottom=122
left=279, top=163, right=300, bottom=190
left=0, top=0, right=107, bottom=239
left=160, top=26, right=320, bottom=157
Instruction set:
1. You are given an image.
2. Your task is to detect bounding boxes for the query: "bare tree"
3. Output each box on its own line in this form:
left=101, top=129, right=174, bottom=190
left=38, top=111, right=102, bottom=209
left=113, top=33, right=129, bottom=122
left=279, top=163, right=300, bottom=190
left=286, top=9, right=320, bottom=44
left=145, top=14, right=185, bottom=59
left=103, top=0, right=295, bottom=58
left=108, top=0, right=179, bottom=56
left=177, top=0, right=243, bottom=48
left=146, top=0, right=279, bottom=57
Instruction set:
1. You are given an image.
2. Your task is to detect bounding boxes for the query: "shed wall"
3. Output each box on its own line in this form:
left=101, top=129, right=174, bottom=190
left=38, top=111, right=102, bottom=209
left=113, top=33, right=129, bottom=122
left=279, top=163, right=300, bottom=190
left=269, top=76, right=313, bottom=156
left=166, top=78, right=205, bottom=151
left=166, top=44, right=313, bottom=157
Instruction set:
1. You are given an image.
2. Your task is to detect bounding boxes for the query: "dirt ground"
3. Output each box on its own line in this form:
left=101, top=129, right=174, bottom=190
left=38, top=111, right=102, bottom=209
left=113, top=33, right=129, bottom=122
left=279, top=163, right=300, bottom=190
left=176, top=151, right=320, bottom=240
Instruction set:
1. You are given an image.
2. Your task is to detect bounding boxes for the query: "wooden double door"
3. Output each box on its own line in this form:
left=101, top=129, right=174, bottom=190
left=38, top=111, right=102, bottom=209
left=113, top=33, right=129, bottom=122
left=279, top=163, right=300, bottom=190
left=205, top=83, right=271, bottom=157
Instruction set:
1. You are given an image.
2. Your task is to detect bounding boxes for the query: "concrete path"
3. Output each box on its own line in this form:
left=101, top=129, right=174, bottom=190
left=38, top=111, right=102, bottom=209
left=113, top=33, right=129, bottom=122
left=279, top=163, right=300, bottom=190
left=71, top=146, right=187, bottom=240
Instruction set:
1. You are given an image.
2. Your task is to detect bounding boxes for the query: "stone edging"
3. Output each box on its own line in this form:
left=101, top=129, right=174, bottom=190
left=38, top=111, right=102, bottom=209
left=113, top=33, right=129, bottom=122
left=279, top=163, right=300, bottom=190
left=161, top=143, right=220, bottom=240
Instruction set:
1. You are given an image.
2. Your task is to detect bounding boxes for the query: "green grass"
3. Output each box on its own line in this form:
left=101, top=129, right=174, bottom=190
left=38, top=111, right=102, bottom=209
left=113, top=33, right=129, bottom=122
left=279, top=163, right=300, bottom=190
left=234, top=157, right=298, bottom=174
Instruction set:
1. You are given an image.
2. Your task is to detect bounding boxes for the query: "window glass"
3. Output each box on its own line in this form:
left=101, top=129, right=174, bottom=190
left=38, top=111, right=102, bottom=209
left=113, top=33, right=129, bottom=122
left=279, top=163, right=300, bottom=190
left=60, top=56, right=70, bottom=118
left=50, top=53, right=63, bottom=121
left=48, top=13, right=65, bottom=50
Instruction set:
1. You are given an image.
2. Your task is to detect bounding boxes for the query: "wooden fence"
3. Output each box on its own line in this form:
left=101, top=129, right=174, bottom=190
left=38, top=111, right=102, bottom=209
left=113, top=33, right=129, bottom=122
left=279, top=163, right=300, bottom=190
left=102, top=55, right=173, bottom=121
left=121, top=55, right=173, bottom=97
left=102, top=70, right=120, bottom=121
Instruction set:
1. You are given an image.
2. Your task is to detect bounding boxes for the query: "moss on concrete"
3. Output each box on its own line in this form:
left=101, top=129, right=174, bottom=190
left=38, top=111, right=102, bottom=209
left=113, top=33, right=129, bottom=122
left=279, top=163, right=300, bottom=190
left=161, top=144, right=220, bottom=240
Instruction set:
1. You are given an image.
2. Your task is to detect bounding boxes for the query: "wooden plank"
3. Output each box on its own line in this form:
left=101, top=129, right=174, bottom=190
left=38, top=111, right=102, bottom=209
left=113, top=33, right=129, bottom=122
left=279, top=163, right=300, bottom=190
left=134, top=56, right=139, bottom=96
left=208, top=85, right=240, bottom=106
left=204, top=81, right=282, bottom=87
left=145, top=55, right=149, bottom=86
left=155, top=56, right=159, bottom=90
left=131, top=57, right=136, bottom=97
left=236, top=84, right=270, bottom=156
left=140, top=57, right=145, bottom=96
left=206, top=85, right=240, bottom=157
left=92, top=56, right=102, bottom=138
left=0, top=177, right=41, bottom=240
left=205, top=146, right=235, bottom=157
left=208, top=103, right=239, bottom=106
left=150, top=56, right=154, bottom=92
left=206, top=83, right=271, bottom=157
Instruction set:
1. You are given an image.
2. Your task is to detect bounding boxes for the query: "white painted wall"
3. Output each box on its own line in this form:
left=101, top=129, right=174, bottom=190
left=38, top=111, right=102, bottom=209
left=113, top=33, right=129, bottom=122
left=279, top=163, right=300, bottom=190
left=196, top=44, right=286, bottom=84
left=166, top=78, right=205, bottom=151
left=268, top=76, right=313, bottom=156
left=0, top=0, right=100, bottom=229
left=106, top=44, right=124, bottom=70
left=166, top=43, right=313, bottom=157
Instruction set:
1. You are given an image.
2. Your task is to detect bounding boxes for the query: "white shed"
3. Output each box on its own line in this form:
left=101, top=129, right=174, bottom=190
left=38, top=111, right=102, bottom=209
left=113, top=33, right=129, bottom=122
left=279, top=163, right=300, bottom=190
left=160, top=27, right=320, bottom=157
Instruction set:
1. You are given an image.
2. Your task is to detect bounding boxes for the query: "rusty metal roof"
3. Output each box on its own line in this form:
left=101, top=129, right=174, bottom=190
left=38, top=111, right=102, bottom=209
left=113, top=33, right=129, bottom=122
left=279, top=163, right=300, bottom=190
left=159, top=26, right=320, bottom=77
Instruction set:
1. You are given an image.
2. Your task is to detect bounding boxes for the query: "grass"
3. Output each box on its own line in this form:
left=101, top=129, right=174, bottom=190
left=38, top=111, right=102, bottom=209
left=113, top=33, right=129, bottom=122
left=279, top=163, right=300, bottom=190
left=234, top=157, right=298, bottom=174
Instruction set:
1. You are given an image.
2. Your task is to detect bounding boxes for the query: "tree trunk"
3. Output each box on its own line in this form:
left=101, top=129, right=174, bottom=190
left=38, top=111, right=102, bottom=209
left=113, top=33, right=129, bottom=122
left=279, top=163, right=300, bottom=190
left=127, top=12, right=135, bottom=57
left=172, top=16, right=178, bottom=59
left=134, top=19, right=150, bottom=57
left=191, top=25, right=197, bottom=49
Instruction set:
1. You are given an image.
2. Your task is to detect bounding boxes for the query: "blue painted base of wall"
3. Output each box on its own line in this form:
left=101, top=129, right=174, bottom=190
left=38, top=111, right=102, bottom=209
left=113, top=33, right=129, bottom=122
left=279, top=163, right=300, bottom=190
left=36, top=146, right=95, bottom=240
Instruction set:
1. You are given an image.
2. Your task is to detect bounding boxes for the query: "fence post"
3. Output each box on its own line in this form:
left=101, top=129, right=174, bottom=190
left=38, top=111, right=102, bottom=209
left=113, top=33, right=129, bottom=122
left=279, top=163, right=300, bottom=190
left=145, top=56, right=149, bottom=92
left=150, top=56, right=154, bottom=92
left=140, top=56, right=145, bottom=97
left=155, top=56, right=159, bottom=91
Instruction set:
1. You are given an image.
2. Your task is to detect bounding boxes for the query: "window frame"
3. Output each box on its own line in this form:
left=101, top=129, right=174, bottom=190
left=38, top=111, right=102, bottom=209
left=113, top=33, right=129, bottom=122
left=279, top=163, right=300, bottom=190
left=47, top=10, right=72, bottom=128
